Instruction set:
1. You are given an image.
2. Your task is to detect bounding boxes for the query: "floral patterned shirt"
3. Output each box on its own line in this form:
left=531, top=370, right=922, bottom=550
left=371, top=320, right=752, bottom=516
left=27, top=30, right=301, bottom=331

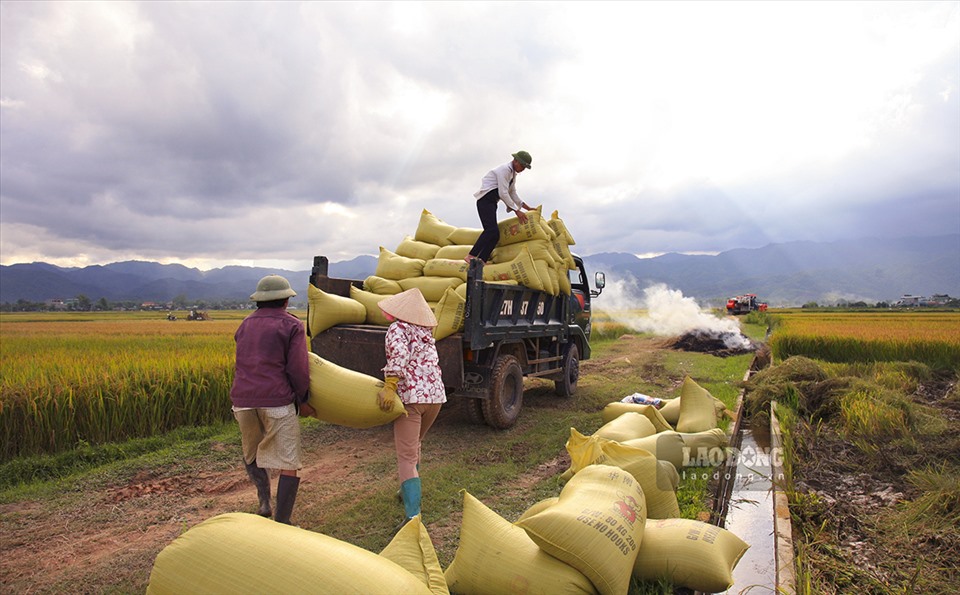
left=382, top=320, right=447, bottom=405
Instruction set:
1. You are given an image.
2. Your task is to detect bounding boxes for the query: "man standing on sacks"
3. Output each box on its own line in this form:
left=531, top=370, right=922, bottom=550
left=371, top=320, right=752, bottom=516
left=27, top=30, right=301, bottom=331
left=466, top=150, right=536, bottom=264
left=376, top=288, right=447, bottom=524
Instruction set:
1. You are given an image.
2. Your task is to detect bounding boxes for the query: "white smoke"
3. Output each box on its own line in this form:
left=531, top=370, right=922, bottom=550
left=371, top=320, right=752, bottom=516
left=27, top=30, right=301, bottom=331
left=598, top=277, right=752, bottom=349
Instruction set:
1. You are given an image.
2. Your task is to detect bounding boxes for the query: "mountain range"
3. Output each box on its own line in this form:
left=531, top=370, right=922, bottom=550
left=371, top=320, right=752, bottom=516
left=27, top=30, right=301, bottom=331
left=1, top=235, right=957, bottom=307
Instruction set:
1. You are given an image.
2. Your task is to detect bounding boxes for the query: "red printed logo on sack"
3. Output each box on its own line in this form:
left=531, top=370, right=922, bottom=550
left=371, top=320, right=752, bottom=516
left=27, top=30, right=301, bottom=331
left=614, top=493, right=640, bottom=525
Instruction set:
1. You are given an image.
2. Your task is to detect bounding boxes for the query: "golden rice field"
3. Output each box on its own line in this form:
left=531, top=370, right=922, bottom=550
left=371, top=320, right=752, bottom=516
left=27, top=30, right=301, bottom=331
left=0, top=310, right=300, bottom=462
left=769, top=310, right=960, bottom=371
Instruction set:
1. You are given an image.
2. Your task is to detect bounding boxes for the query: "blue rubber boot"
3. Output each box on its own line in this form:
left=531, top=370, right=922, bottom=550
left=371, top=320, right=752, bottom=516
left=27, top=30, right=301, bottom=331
left=400, top=477, right=422, bottom=520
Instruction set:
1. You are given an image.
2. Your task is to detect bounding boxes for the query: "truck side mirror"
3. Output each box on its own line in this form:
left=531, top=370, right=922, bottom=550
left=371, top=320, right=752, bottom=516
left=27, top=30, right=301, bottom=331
left=591, top=271, right=605, bottom=297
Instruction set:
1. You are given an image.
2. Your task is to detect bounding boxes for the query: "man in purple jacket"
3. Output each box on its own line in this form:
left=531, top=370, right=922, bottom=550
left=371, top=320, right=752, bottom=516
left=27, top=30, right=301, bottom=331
left=230, top=275, right=314, bottom=524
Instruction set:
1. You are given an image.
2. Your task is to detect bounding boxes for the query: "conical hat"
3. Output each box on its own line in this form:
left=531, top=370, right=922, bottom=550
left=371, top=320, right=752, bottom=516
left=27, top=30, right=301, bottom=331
left=377, top=288, right=438, bottom=328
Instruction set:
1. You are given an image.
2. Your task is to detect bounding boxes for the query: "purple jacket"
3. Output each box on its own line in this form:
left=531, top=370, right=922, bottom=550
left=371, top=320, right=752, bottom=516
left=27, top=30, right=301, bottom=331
left=230, top=308, right=310, bottom=408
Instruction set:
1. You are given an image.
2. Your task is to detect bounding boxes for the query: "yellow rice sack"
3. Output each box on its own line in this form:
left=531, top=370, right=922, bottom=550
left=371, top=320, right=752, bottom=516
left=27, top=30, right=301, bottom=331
left=496, top=210, right=550, bottom=246
left=622, top=432, right=688, bottom=469
left=307, top=284, right=367, bottom=336
left=482, top=245, right=546, bottom=292
left=414, top=210, right=456, bottom=246
left=601, top=402, right=672, bottom=433
left=395, top=236, right=442, bottom=261
left=558, top=269, right=572, bottom=295
left=537, top=260, right=559, bottom=296
left=399, top=277, right=463, bottom=302
left=349, top=286, right=392, bottom=325
left=444, top=492, right=597, bottom=595
left=551, top=235, right=577, bottom=270
left=455, top=282, right=468, bottom=300
left=146, top=513, right=430, bottom=595
left=306, top=352, right=406, bottom=428
left=422, top=258, right=469, bottom=282
left=632, top=518, right=749, bottom=593
left=380, top=516, right=449, bottom=595
left=660, top=394, right=726, bottom=427
left=375, top=247, right=426, bottom=280
left=446, top=227, right=482, bottom=246
left=434, top=244, right=473, bottom=261
left=595, top=412, right=658, bottom=442
left=563, top=429, right=680, bottom=519
left=657, top=460, right=680, bottom=491
left=433, top=287, right=466, bottom=341
left=515, top=464, right=646, bottom=595
left=677, top=428, right=729, bottom=467
left=491, top=240, right=559, bottom=266
left=549, top=210, right=576, bottom=245
left=677, top=376, right=719, bottom=433
left=363, top=276, right=403, bottom=295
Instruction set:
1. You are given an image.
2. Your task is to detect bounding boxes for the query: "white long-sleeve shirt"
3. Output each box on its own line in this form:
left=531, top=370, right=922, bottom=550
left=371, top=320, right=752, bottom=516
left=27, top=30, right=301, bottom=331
left=474, top=161, right=523, bottom=211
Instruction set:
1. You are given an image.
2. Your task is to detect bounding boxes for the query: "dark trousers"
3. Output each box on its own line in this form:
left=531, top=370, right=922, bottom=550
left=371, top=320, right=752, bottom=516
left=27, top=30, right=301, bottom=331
left=469, top=189, right=500, bottom=261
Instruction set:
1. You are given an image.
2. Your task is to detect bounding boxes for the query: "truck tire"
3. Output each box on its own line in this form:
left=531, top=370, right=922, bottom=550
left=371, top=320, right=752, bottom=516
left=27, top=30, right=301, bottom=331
left=483, top=355, right=524, bottom=429
left=555, top=343, right=580, bottom=397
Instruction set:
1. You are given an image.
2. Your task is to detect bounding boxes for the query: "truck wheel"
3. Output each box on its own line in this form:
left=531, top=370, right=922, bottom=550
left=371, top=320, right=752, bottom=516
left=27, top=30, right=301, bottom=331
left=555, top=343, right=580, bottom=397
left=463, top=398, right=485, bottom=425
left=483, top=355, right=524, bottom=429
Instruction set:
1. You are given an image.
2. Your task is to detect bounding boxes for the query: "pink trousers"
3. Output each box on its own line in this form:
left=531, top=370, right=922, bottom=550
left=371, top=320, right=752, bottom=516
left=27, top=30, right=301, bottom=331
left=394, top=403, right=442, bottom=482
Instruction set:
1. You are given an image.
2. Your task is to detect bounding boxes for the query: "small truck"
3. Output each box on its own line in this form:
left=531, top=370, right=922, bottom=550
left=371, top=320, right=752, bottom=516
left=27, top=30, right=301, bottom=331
left=308, top=255, right=605, bottom=429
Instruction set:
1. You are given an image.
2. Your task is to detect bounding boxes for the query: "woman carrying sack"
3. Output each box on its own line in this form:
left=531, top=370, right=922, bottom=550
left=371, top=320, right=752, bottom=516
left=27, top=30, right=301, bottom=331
left=376, top=288, right=447, bottom=524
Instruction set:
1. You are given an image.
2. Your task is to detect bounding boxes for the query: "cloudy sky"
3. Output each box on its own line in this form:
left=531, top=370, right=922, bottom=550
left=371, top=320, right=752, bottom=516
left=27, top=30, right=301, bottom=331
left=2, top=1, right=958, bottom=271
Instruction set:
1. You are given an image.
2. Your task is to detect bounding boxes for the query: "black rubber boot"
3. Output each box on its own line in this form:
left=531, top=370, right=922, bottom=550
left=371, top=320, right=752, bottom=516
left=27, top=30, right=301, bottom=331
left=274, top=475, right=300, bottom=525
left=244, top=460, right=272, bottom=518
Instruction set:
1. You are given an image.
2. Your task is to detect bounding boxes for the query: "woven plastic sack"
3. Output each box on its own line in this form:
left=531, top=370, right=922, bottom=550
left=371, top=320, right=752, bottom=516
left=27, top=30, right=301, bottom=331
left=595, top=412, right=657, bottom=442
left=622, top=432, right=687, bottom=469
left=632, top=518, right=749, bottom=593
left=601, top=402, right=672, bottom=433
left=399, top=277, right=463, bottom=302
left=433, top=287, right=466, bottom=341
left=496, top=210, right=550, bottom=246
left=676, top=376, right=718, bottom=433
left=380, top=516, right=449, bottom=595
left=482, top=245, right=546, bottom=292
left=422, top=258, right=469, bottom=282
left=349, top=286, right=392, bottom=325
left=147, top=513, right=430, bottom=595
left=307, top=284, right=366, bottom=336
left=548, top=210, right=576, bottom=245
left=396, top=236, right=442, bottom=261
left=558, top=269, right=572, bottom=295
left=677, top=428, right=729, bottom=467
left=363, top=275, right=403, bottom=295
left=660, top=395, right=726, bottom=426
left=306, top=352, right=406, bottom=428
left=563, top=429, right=680, bottom=519
left=446, top=227, right=482, bottom=246
left=491, top=240, right=560, bottom=266
left=535, top=259, right=559, bottom=296
left=375, top=247, right=426, bottom=280
left=515, top=465, right=646, bottom=595
left=444, top=492, right=597, bottom=595
left=414, top=210, right=456, bottom=246
left=434, top=245, right=473, bottom=261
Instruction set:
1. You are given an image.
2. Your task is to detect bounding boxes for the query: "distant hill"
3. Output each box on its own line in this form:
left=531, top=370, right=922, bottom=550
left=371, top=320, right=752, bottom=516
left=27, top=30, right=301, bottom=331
left=1, top=235, right=957, bottom=306
left=583, top=234, right=959, bottom=307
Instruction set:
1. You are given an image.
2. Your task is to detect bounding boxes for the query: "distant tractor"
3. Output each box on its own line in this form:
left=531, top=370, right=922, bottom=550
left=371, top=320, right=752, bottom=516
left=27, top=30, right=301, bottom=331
left=187, top=309, right=209, bottom=321
left=726, top=294, right=768, bottom=315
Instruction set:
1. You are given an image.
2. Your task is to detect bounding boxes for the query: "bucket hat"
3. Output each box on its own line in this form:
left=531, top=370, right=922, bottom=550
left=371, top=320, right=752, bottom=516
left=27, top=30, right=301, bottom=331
left=512, top=150, right=532, bottom=169
left=378, top=288, right=438, bottom=328
left=250, top=275, right=297, bottom=301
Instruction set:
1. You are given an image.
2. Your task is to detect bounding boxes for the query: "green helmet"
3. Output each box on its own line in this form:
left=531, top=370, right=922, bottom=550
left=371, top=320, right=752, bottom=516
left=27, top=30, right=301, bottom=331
left=250, top=275, right=296, bottom=301
left=512, top=150, right=532, bottom=169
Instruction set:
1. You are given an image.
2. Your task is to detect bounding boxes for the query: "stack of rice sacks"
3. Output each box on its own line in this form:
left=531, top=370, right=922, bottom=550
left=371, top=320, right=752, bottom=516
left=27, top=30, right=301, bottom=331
left=308, top=207, right=577, bottom=342
left=443, top=376, right=751, bottom=595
